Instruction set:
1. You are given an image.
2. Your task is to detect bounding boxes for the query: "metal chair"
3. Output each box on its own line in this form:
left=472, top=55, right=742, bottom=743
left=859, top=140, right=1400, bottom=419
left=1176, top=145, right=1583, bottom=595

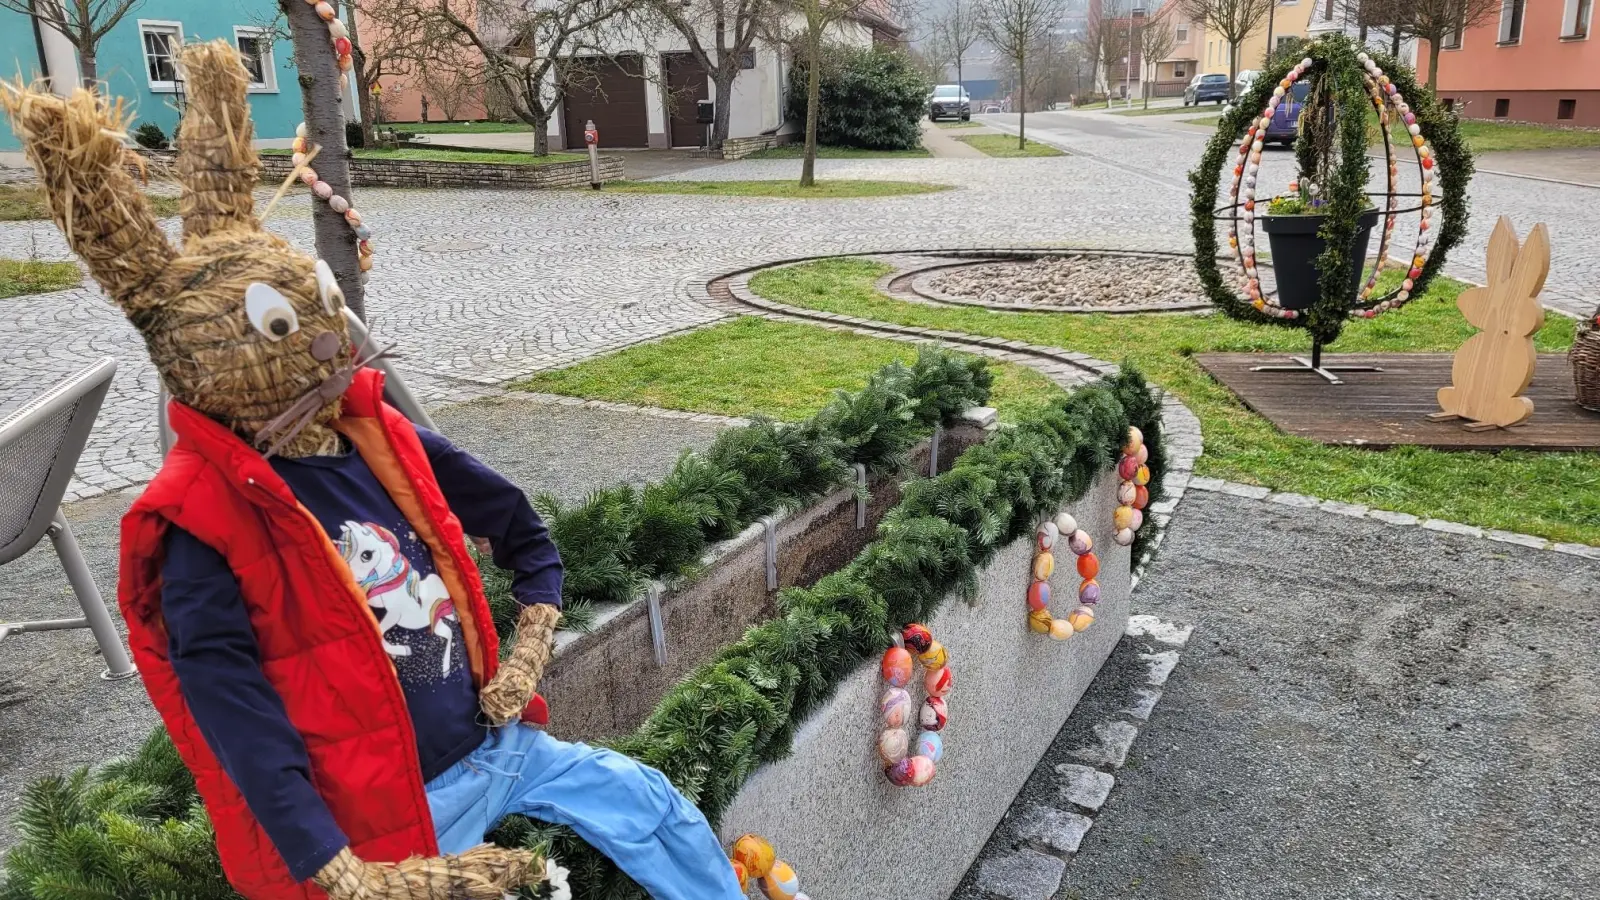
left=0, top=357, right=137, bottom=680
left=157, top=309, right=436, bottom=455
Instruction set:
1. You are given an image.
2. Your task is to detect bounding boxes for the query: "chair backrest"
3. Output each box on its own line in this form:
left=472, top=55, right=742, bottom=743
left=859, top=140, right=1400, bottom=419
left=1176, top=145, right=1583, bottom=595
left=157, top=309, right=437, bottom=457
left=0, top=357, right=117, bottom=565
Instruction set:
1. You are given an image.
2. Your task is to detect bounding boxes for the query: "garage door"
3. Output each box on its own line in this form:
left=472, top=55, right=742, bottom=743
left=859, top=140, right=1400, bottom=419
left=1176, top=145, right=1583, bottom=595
left=562, top=55, right=648, bottom=149
left=663, top=53, right=710, bottom=148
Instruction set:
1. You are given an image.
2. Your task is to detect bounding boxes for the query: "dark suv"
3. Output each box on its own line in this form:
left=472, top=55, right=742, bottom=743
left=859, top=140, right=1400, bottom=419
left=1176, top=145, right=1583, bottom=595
left=1183, top=73, right=1231, bottom=106
left=929, top=85, right=971, bottom=122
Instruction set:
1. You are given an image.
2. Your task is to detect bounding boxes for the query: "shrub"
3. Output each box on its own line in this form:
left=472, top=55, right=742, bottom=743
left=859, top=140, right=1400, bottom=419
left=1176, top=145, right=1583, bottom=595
left=132, top=122, right=168, bottom=150
left=345, top=121, right=365, bottom=149
left=787, top=46, right=930, bottom=150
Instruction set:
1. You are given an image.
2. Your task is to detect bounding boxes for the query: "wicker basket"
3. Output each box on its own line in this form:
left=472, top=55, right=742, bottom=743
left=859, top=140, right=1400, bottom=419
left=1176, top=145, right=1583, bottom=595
left=1573, top=319, right=1600, bottom=412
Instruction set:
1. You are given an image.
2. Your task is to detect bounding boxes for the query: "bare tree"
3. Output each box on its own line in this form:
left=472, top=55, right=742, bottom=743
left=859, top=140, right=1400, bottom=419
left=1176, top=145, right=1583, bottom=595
left=421, top=62, right=478, bottom=121
left=978, top=0, right=1065, bottom=148
left=1367, top=0, right=1499, bottom=85
left=781, top=0, right=881, bottom=187
left=1137, top=5, right=1177, bottom=108
left=0, top=0, right=146, bottom=88
left=932, top=0, right=982, bottom=96
left=909, top=36, right=952, bottom=81
left=427, top=0, right=643, bottom=155
left=1178, top=0, right=1271, bottom=97
left=649, top=0, right=781, bottom=151
left=1080, top=0, right=1127, bottom=96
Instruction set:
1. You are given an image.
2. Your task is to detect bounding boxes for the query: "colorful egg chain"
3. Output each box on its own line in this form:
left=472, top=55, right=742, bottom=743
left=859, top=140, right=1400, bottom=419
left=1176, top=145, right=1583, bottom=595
left=877, top=623, right=951, bottom=787
left=1029, top=512, right=1101, bottom=640
left=1113, top=426, right=1147, bottom=549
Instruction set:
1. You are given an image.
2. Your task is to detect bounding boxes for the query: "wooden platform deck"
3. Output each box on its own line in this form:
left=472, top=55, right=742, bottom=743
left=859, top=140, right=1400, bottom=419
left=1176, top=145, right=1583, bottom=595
left=1196, top=352, right=1600, bottom=451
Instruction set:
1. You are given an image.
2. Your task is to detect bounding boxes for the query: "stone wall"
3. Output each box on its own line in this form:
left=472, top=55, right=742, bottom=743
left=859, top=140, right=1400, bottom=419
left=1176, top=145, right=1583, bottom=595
left=255, top=153, right=624, bottom=189
left=716, top=472, right=1131, bottom=900
left=720, top=133, right=799, bottom=160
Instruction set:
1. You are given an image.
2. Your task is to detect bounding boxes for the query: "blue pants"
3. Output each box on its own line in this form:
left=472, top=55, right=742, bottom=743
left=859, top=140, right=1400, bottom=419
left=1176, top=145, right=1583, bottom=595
left=425, top=725, right=744, bottom=900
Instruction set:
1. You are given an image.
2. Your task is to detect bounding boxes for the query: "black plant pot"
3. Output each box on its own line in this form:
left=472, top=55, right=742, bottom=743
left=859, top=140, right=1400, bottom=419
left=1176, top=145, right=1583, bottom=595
left=1259, top=208, right=1381, bottom=311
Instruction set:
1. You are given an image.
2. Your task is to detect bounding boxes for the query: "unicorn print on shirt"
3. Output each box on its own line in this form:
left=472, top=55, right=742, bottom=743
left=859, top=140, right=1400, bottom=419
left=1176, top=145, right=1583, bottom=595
left=336, top=521, right=458, bottom=675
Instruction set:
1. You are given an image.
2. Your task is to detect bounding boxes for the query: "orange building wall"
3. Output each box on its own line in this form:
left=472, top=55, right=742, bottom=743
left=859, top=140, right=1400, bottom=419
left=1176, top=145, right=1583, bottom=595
left=1425, top=3, right=1600, bottom=125
left=356, top=4, right=490, bottom=124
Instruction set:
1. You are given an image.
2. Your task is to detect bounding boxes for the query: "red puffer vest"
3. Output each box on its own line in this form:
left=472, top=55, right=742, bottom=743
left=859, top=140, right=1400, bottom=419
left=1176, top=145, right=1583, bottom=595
left=119, top=369, right=501, bottom=900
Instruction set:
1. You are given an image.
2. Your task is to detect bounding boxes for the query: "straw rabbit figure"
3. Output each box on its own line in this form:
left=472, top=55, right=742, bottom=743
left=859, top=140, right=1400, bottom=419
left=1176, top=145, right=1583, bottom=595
left=1436, top=217, right=1549, bottom=428
left=3, top=40, right=555, bottom=900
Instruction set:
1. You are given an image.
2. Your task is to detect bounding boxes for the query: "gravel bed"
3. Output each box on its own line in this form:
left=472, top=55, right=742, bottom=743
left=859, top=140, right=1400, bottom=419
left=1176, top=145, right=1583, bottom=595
left=926, top=255, right=1208, bottom=310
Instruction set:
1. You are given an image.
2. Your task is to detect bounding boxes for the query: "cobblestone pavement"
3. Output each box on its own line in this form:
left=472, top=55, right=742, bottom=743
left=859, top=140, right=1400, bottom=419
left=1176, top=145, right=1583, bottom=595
left=3, top=116, right=1595, bottom=499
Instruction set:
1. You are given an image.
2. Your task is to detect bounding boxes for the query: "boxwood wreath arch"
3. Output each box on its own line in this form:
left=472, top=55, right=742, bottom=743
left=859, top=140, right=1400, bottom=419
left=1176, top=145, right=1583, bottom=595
left=1187, top=34, right=1471, bottom=349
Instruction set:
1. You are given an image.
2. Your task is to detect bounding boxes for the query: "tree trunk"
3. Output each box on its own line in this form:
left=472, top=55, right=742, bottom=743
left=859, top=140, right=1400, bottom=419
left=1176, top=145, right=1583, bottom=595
left=712, top=67, right=735, bottom=149
left=1017, top=55, right=1026, bottom=150
left=1390, top=28, right=1400, bottom=56
left=533, top=114, right=551, bottom=154
left=1264, top=2, right=1276, bottom=67
left=1427, top=42, right=1440, bottom=87
left=78, top=52, right=97, bottom=89
left=801, top=30, right=821, bottom=188
left=344, top=9, right=378, bottom=147
left=283, top=0, right=366, bottom=320
left=1227, top=43, right=1237, bottom=100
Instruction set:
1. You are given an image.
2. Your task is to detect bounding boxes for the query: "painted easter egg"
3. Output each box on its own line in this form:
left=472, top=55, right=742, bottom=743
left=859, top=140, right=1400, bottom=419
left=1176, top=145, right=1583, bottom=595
left=1114, top=527, right=1135, bottom=546
left=881, top=647, right=913, bottom=687
left=918, top=640, right=947, bottom=671
left=901, top=623, right=934, bottom=655
left=1079, top=579, right=1101, bottom=605
left=881, top=687, right=913, bottom=728
left=795, top=895, right=811, bottom=900
left=1028, top=608, right=1053, bottom=633
left=917, top=729, right=944, bottom=762
left=925, top=664, right=954, bottom=698
left=1134, top=485, right=1150, bottom=510
left=1027, top=580, right=1051, bottom=612
left=878, top=727, right=909, bottom=764
left=1134, top=465, right=1151, bottom=486
left=1068, top=606, right=1095, bottom=632
left=732, top=859, right=749, bottom=892
left=1117, top=482, right=1137, bottom=505
left=733, top=834, right=775, bottom=879
left=1036, top=521, right=1058, bottom=550
left=761, top=859, right=800, bottom=900
left=1113, top=505, right=1135, bottom=532
left=1123, top=426, right=1144, bottom=455
left=1117, top=456, right=1140, bottom=480
left=1130, top=508, right=1144, bottom=530
left=921, top=696, right=949, bottom=731
left=1033, top=552, right=1055, bottom=580
left=1054, top=512, right=1078, bottom=535
left=907, top=754, right=937, bottom=786
left=1077, top=552, right=1100, bottom=580
left=886, top=757, right=917, bottom=786
left=1136, top=443, right=1149, bottom=465
left=1068, top=530, right=1093, bottom=556
left=1049, top=617, right=1074, bottom=641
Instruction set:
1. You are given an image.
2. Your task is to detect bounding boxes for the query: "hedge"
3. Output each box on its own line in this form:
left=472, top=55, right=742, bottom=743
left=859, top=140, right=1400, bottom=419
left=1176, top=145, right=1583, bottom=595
left=0, top=358, right=1165, bottom=900
left=786, top=45, right=929, bottom=151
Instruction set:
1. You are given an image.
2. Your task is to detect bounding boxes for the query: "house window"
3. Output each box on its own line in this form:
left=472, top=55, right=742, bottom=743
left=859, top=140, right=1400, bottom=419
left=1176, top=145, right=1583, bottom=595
left=1174, top=63, right=1186, bottom=77
left=1442, top=97, right=1455, bottom=111
left=1176, top=25, right=1188, bottom=41
left=1498, top=0, right=1525, bottom=44
left=1563, top=0, right=1593, bottom=37
left=740, top=49, right=756, bottom=70
left=1442, top=21, right=1462, bottom=48
left=140, top=20, right=182, bottom=91
left=1323, top=0, right=1334, bottom=20
left=1494, top=97, right=1510, bottom=117
left=1558, top=98, right=1577, bottom=119
left=234, top=27, right=276, bottom=92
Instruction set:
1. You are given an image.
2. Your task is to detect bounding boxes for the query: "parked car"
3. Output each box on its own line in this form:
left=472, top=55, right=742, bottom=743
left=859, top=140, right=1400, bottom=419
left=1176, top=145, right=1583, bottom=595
left=982, top=104, right=1003, bottom=114
left=929, top=85, right=972, bottom=122
left=1183, top=73, right=1231, bottom=106
left=1235, top=69, right=1259, bottom=96
left=1264, top=81, right=1312, bottom=145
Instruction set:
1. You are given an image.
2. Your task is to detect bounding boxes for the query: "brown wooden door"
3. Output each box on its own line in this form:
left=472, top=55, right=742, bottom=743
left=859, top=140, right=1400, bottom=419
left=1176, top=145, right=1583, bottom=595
left=662, top=53, right=710, bottom=148
left=562, top=54, right=648, bottom=149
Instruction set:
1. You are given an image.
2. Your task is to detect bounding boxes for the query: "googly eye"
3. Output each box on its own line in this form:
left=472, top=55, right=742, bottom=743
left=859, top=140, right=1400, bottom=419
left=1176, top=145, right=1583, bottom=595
left=314, top=259, right=344, bottom=316
left=244, top=283, right=300, bottom=341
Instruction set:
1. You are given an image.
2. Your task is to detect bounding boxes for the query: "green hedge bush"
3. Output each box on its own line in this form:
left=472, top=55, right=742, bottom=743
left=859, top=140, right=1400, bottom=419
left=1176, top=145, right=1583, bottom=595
left=787, top=46, right=930, bottom=151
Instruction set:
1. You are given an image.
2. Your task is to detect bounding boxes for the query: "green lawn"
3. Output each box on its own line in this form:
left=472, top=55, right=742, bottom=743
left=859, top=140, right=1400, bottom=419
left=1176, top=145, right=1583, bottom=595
left=1, top=184, right=179, bottom=221
left=935, top=121, right=983, bottom=129
left=518, top=316, right=1065, bottom=423
left=1110, top=105, right=1203, bottom=117
left=265, top=147, right=586, bottom=165
left=598, top=180, right=949, bottom=199
left=1181, top=115, right=1223, bottom=128
left=1455, top=119, right=1600, bottom=153
left=955, top=134, right=1065, bottom=157
left=745, top=258, right=1599, bottom=546
left=0, top=258, right=82, bottom=298
left=743, top=144, right=932, bottom=159
left=390, top=121, right=534, bottom=134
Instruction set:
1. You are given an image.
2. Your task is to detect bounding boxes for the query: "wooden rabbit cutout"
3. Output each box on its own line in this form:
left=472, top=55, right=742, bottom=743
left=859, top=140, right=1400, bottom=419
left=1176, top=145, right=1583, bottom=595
left=1435, top=217, right=1549, bottom=429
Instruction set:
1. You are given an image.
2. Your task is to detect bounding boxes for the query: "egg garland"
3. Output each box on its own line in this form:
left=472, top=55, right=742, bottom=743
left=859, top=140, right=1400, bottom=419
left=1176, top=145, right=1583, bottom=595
left=1028, top=512, right=1101, bottom=640
left=877, top=623, right=951, bottom=787
left=730, top=834, right=810, bottom=900
left=1193, top=34, right=1466, bottom=350
left=284, top=0, right=375, bottom=281
left=1112, top=426, right=1150, bottom=547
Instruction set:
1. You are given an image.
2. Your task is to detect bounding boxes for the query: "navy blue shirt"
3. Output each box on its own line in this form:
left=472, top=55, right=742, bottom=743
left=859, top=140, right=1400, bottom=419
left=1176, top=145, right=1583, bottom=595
left=160, top=427, right=561, bottom=882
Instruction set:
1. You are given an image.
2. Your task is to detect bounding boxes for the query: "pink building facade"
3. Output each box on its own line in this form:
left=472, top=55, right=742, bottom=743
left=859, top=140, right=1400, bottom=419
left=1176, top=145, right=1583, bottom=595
left=1427, top=0, right=1599, bottom=126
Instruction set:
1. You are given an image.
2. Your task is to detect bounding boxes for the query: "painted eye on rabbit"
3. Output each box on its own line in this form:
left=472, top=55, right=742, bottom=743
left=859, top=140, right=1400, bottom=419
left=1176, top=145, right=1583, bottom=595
left=245, top=283, right=301, bottom=341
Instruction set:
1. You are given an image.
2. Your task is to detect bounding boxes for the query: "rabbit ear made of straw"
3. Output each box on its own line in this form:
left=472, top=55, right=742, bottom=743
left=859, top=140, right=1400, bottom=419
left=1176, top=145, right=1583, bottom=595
left=0, top=80, right=176, bottom=315
left=174, top=39, right=264, bottom=245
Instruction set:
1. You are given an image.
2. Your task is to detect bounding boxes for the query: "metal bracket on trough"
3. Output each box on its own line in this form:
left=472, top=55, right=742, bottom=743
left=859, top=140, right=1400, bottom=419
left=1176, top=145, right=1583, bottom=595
left=646, top=580, right=667, bottom=667
left=853, top=463, right=867, bottom=529
left=762, top=516, right=778, bottom=590
left=930, top=422, right=943, bottom=476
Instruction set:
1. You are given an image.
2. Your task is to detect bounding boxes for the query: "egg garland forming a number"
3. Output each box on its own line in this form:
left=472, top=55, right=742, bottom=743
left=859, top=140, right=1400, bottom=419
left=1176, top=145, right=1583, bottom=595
left=1029, top=513, right=1100, bottom=639
left=877, top=623, right=952, bottom=787
left=730, top=834, right=809, bottom=900
left=1112, top=427, right=1151, bottom=547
